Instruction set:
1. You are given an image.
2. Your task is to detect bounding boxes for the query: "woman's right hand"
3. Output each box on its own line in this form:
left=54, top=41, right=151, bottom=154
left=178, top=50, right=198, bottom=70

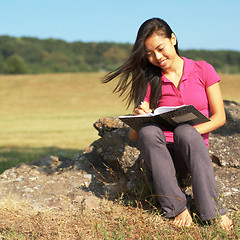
left=130, top=101, right=151, bottom=141
left=134, top=101, right=151, bottom=115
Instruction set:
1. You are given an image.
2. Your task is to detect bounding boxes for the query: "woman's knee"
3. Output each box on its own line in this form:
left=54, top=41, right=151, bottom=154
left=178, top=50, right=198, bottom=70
left=138, top=123, right=166, bottom=145
left=174, top=124, right=201, bottom=144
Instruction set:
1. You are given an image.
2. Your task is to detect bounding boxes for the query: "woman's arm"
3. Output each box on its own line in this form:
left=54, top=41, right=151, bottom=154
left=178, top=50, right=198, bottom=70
left=194, top=82, right=226, bottom=134
left=129, top=101, right=151, bottom=141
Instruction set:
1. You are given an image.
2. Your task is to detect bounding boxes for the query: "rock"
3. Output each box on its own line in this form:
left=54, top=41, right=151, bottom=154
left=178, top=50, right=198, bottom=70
left=213, top=100, right=240, bottom=135
left=0, top=100, right=238, bottom=217
left=0, top=157, right=102, bottom=213
left=209, top=134, right=240, bottom=168
left=89, top=116, right=144, bottom=197
left=30, top=155, right=75, bottom=174
left=83, top=100, right=240, bottom=208
left=209, top=100, right=240, bottom=168
left=83, top=196, right=100, bottom=211
left=93, top=117, right=126, bottom=137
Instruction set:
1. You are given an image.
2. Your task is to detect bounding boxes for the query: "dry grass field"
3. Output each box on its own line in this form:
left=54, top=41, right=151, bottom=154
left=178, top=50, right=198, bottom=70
left=0, top=72, right=239, bottom=172
left=0, top=73, right=131, bottom=172
left=0, top=72, right=239, bottom=149
left=0, top=72, right=239, bottom=239
left=219, top=74, right=240, bottom=103
left=0, top=72, right=130, bottom=148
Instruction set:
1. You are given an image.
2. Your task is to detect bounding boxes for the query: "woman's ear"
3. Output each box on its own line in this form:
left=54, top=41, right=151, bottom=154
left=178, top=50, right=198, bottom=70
left=171, top=33, right=177, bottom=46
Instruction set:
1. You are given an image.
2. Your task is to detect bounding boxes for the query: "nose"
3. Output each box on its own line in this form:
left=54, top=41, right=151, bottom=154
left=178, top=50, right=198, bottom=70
left=155, top=51, right=163, bottom=60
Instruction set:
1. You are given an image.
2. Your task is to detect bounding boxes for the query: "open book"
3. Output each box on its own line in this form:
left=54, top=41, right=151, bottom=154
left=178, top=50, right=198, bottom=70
left=119, top=105, right=210, bottom=132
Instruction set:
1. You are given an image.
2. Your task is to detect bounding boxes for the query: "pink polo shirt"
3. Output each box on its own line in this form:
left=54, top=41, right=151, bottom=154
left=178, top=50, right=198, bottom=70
left=144, top=57, right=220, bottom=146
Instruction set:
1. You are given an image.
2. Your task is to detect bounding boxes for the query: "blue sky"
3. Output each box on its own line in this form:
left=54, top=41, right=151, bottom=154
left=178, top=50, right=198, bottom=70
left=0, top=0, right=239, bottom=51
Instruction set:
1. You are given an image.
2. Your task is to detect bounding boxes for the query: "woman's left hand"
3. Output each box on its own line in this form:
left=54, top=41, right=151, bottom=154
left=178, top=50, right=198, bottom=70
left=194, top=82, right=226, bottom=134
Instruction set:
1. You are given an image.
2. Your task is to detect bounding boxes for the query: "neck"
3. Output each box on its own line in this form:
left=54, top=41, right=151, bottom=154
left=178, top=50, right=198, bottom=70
left=163, top=55, right=184, bottom=76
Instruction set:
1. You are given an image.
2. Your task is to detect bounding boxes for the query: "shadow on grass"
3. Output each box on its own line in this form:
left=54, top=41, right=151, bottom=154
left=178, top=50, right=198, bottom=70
left=0, top=146, right=83, bottom=174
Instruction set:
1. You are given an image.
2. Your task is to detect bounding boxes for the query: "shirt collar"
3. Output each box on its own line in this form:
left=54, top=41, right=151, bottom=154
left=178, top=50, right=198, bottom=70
left=161, top=57, right=197, bottom=82
left=180, top=57, right=197, bottom=81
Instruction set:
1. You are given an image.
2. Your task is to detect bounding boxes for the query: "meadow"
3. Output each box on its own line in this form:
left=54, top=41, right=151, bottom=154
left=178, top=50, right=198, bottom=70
left=0, top=72, right=239, bottom=239
left=0, top=72, right=131, bottom=172
left=0, top=72, right=239, bottom=172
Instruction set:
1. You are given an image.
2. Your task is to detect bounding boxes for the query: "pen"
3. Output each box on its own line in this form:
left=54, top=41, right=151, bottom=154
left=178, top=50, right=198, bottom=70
left=140, top=101, right=148, bottom=113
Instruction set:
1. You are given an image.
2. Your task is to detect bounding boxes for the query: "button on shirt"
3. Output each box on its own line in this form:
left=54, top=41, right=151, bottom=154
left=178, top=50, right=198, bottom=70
left=144, top=57, right=220, bottom=146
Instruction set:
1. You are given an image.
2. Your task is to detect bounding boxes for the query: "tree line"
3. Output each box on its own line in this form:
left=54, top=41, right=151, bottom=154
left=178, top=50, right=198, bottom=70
left=0, top=35, right=240, bottom=74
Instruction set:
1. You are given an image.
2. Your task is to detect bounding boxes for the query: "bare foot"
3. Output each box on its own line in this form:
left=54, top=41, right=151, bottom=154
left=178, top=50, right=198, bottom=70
left=220, top=215, right=233, bottom=231
left=172, top=209, right=192, bottom=227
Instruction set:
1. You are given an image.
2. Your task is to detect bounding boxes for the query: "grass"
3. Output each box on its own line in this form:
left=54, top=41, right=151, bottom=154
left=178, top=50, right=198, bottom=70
left=0, top=72, right=130, bottom=173
left=0, top=146, right=82, bottom=173
left=0, top=72, right=239, bottom=149
left=0, top=72, right=130, bottom=148
left=0, top=72, right=239, bottom=239
left=0, top=72, right=239, bottom=172
left=219, top=74, right=240, bottom=103
left=0, top=198, right=239, bottom=239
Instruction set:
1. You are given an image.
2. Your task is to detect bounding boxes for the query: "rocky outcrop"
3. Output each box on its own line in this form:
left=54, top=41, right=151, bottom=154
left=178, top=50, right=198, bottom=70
left=84, top=100, right=240, bottom=210
left=209, top=100, right=240, bottom=168
left=0, top=101, right=239, bottom=213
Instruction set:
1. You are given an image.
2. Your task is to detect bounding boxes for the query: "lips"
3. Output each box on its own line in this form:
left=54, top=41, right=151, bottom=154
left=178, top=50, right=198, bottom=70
left=158, top=59, right=167, bottom=67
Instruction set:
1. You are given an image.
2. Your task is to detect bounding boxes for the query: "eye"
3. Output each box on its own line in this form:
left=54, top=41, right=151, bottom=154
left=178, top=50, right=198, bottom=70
left=157, top=46, right=164, bottom=52
left=145, top=52, right=152, bottom=57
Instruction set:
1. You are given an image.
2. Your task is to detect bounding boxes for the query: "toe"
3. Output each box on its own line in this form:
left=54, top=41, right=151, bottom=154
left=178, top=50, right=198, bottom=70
left=220, top=215, right=233, bottom=231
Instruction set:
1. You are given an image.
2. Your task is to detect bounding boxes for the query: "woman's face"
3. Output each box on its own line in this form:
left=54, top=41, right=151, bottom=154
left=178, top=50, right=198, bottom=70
left=144, top=33, right=177, bottom=71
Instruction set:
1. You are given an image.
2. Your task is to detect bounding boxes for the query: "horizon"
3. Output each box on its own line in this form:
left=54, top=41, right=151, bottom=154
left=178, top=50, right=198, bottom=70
left=1, top=34, right=240, bottom=53
left=0, top=1, right=239, bottom=52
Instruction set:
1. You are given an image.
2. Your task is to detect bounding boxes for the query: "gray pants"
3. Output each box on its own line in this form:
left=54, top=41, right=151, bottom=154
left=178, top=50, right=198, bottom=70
left=138, top=123, right=226, bottom=221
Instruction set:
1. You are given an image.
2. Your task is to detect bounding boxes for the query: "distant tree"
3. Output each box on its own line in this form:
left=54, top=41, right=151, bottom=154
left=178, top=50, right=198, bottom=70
left=0, top=36, right=15, bottom=59
left=103, top=46, right=128, bottom=63
left=4, top=54, right=27, bottom=74
left=0, top=35, right=239, bottom=74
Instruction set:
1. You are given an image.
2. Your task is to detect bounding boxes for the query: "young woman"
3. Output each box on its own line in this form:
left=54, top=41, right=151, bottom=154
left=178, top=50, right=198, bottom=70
left=103, top=18, right=232, bottom=230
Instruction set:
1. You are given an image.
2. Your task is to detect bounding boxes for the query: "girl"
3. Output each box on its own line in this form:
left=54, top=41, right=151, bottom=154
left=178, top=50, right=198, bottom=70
left=103, top=18, right=232, bottom=230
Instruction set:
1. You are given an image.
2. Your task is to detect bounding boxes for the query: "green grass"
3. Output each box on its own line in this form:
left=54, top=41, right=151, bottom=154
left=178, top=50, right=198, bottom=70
left=0, top=146, right=82, bottom=173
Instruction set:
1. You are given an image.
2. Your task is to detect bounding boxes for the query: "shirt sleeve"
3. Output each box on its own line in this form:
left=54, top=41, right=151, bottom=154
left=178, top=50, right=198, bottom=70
left=196, top=61, right=220, bottom=88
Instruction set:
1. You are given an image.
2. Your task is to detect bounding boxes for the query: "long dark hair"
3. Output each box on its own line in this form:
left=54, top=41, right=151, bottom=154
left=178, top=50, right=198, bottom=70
left=102, top=18, right=179, bottom=110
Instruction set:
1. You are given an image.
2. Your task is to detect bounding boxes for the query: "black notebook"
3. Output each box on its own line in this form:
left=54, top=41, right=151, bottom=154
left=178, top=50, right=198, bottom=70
left=119, top=105, right=210, bottom=132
